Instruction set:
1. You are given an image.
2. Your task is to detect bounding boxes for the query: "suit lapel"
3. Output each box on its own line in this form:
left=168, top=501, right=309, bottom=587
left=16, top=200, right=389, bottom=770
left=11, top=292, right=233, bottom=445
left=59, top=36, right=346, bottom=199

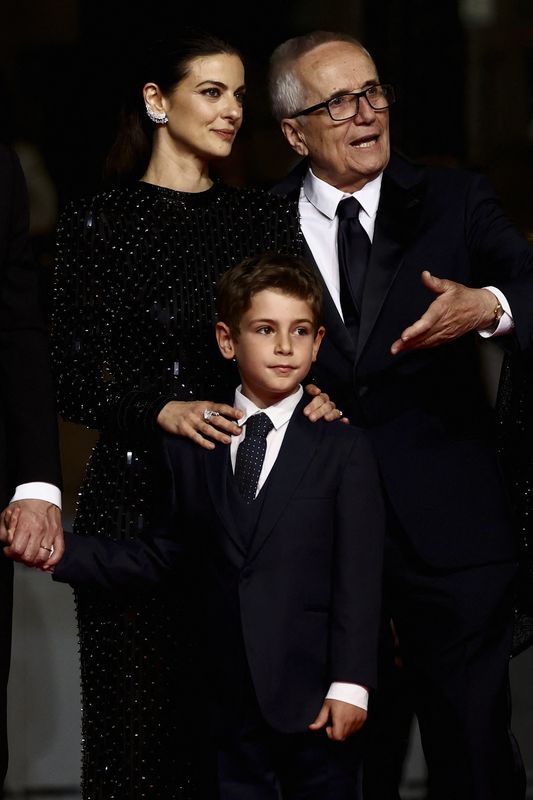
left=202, top=400, right=248, bottom=557
left=356, top=157, right=426, bottom=361
left=302, top=238, right=356, bottom=359
left=272, top=154, right=427, bottom=364
left=247, top=397, right=323, bottom=561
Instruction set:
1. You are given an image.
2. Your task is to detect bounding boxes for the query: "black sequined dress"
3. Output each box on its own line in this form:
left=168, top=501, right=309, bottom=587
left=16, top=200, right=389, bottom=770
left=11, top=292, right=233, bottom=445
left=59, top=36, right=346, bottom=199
left=496, top=347, right=533, bottom=657
left=51, top=179, right=301, bottom=799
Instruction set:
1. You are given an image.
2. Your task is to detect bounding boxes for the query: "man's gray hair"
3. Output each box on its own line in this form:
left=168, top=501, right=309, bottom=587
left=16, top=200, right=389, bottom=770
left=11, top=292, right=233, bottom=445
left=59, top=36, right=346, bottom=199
left=268, top=31, right=372, bottom=121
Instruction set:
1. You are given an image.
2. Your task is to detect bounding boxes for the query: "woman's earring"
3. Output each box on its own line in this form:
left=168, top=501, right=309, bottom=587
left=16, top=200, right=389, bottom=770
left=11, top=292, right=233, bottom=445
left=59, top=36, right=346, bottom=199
left=145, top=103, right=168, bottom=124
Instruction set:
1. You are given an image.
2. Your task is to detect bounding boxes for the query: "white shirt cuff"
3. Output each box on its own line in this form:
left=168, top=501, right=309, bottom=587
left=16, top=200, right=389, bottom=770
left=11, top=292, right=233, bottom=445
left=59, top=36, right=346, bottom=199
left=478, top=286, right=514, bottom=338
left=10, top=482, right=62, bottom=509
left=326, top=681, right=369, bottom=710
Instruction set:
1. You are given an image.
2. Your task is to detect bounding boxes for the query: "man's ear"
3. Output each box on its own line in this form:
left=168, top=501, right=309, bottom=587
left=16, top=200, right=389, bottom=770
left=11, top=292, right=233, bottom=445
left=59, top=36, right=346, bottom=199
left=215, top=321, right=236, bottom=360
left=281, top=119, right=309, bottom=157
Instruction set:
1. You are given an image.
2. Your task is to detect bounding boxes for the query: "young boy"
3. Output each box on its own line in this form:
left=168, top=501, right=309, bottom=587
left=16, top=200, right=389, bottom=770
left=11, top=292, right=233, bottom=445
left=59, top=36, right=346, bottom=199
left=40, top=253, right=386, bottom=798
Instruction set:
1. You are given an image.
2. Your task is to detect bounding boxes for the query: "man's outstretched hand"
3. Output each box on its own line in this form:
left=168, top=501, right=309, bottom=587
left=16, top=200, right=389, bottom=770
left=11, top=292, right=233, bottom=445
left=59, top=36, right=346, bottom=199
left=391, top=271, right=500, bottom=354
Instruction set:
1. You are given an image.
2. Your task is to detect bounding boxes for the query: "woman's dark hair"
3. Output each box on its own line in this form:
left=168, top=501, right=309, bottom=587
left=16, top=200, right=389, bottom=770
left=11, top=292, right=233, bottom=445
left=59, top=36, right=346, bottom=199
left=104, top=28, right=242, bottom=183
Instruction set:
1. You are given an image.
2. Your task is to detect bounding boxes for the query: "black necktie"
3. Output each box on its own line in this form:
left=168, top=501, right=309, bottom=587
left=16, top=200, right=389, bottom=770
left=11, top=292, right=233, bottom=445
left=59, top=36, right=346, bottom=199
left=336, top=197, right=371, bottom=338
left=234, top=413, right=274, bottom=503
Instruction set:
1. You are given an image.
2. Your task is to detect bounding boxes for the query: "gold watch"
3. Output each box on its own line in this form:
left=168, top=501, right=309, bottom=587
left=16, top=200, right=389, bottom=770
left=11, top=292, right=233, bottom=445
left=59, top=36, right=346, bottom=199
left=493, top=301, right=504, bottom=323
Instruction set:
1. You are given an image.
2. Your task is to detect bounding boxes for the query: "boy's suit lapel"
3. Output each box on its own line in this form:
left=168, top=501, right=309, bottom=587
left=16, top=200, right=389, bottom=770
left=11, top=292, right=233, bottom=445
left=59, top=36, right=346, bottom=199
left=202, top=404, right=248, bottom=558
left=200, top=393, right=322, bottom=561
left=247, top=396, right=323, bottom=562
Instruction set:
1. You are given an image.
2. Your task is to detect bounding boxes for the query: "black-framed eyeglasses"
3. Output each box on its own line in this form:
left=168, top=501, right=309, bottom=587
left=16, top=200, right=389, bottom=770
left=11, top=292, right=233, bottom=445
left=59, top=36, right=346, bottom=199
left=290, top=83, right=396, bottom=121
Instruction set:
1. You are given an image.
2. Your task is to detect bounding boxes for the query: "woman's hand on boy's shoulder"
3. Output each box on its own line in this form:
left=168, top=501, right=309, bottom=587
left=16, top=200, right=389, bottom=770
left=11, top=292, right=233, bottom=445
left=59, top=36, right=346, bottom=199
left=303, top=384, right=349, bottom=424
left=157, top=400, right=243, bottom=450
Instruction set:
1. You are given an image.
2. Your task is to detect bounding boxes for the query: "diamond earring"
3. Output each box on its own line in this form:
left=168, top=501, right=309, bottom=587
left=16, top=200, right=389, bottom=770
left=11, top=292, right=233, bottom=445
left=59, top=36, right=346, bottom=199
left=145, top=103, right=168, bottom=124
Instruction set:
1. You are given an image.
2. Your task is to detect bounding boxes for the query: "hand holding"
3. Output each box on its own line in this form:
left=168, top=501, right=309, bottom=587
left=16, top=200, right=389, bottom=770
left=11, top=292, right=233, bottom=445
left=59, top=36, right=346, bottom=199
left=303, top=384, right=349, bottom=424
left=0, top=499, right=63, bottom=569
left=391, top=271, right=499, bottom=354
left=308, top=698, right=367, bottom=741
left=157, top=400, right=243, bottom=449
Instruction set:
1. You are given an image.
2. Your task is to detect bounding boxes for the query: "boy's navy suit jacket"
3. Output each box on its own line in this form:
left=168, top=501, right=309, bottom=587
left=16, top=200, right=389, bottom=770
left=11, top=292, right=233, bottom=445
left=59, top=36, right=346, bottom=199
left=55, top=394, right=385, bottom=734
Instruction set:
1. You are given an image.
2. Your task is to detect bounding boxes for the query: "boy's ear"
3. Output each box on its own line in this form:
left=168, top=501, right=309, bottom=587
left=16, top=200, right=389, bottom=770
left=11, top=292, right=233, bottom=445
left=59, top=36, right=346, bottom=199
left=311, top=326, right=325, bottom=361
left=215, top=321, right=236, bottom=360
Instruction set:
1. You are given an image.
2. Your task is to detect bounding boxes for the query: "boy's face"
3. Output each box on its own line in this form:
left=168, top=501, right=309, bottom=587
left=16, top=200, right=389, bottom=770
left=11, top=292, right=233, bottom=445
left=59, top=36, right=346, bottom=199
left=216, top=289, right=325, bottom=408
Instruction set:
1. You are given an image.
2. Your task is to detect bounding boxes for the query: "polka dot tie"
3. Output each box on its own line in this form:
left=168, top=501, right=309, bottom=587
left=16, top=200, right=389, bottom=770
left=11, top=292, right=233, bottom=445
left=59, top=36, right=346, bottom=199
left=234, top=413, right=274, bottom=503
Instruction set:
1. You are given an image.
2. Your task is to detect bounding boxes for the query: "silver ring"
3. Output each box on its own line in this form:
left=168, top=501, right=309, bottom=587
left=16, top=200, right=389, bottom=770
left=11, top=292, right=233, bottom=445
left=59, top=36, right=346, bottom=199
left=203, top=409, right=220, bottom=422
left=338, top=409, right=343, bottom=418
left=40, top=544, right=54, bottom=556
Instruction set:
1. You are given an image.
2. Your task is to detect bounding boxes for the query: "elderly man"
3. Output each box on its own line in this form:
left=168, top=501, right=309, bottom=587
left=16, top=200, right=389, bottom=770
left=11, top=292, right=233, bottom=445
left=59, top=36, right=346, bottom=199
left=0, top=143, right=63, bottom=790
left=269, top=30, right=532, bottom=800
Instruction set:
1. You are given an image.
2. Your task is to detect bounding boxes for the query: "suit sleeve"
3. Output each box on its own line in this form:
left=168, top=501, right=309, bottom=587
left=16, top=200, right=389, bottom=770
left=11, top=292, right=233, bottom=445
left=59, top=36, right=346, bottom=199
left=51, top=529, right=185, bottom=591
left=466, top=173, right=533, bottom=351
left=0, top=146, right=61, bottom=501
left=52, top=432, right=183, bottom=590
left=329, top=428, right=386, bottom=690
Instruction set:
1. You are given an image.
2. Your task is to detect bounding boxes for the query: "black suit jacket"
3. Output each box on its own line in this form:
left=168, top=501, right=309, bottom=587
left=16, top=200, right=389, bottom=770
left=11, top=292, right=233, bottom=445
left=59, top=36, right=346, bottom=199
left=0, top=144, right=62, bottom=783
left=272, top=152, right=533, bottom=569
left=54, top=395, right=385, bottom=734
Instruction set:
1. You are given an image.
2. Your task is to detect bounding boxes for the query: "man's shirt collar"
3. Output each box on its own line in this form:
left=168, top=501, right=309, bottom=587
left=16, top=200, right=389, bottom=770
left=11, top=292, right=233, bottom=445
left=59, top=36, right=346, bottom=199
left=303, top=168, right=383, bottom=220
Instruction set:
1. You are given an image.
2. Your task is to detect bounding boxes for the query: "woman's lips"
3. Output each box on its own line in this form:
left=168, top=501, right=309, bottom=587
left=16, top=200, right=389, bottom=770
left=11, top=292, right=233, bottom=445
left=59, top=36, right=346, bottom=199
left=212, top=129, right=236, bottom=141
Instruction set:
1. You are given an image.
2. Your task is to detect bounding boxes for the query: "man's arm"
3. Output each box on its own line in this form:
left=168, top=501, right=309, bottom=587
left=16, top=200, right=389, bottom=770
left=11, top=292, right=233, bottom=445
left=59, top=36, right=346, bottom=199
left=0, top=146, right=62, bottom=566
left=391, top=173, right=533, bottom=354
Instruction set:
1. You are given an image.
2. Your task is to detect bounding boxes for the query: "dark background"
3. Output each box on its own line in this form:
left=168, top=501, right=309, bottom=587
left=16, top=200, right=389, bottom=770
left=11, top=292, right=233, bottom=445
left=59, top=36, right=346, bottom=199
left=2, top=0, right=533, bottom=229
left=3, top=2, right=533, bottom=796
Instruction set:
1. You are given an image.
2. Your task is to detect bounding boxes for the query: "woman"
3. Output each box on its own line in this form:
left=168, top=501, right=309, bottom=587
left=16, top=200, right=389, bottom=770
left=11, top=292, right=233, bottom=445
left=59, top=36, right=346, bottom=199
left=52, top=29, right=333, bottom=799
left=496, top=348, right=533, bottom=657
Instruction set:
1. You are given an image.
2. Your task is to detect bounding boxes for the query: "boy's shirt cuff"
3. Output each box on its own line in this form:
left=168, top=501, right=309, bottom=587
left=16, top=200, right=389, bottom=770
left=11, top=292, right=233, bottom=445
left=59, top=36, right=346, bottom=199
left=326, top=682, right=368, bottom=710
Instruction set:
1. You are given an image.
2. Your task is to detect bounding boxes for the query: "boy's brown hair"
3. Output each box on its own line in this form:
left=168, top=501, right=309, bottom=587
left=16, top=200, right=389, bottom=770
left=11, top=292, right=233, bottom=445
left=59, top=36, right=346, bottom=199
left=216, top=252, right=323, bottom=337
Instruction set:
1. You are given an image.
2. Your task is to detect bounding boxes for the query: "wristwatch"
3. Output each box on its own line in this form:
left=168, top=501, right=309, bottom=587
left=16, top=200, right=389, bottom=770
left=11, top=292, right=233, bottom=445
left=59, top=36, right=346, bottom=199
left=493, top=300, right=504, bottom=324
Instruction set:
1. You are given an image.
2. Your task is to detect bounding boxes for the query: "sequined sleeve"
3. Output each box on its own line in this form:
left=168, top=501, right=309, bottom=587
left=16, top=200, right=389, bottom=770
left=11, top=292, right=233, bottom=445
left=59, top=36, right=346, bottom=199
left=496, top=348, right=533, bottom=654
left=52, top=202, right=108, bottom=429
left=497, top=348, right=533, bottom=551
left=51, top=201, right=175, bottom=432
